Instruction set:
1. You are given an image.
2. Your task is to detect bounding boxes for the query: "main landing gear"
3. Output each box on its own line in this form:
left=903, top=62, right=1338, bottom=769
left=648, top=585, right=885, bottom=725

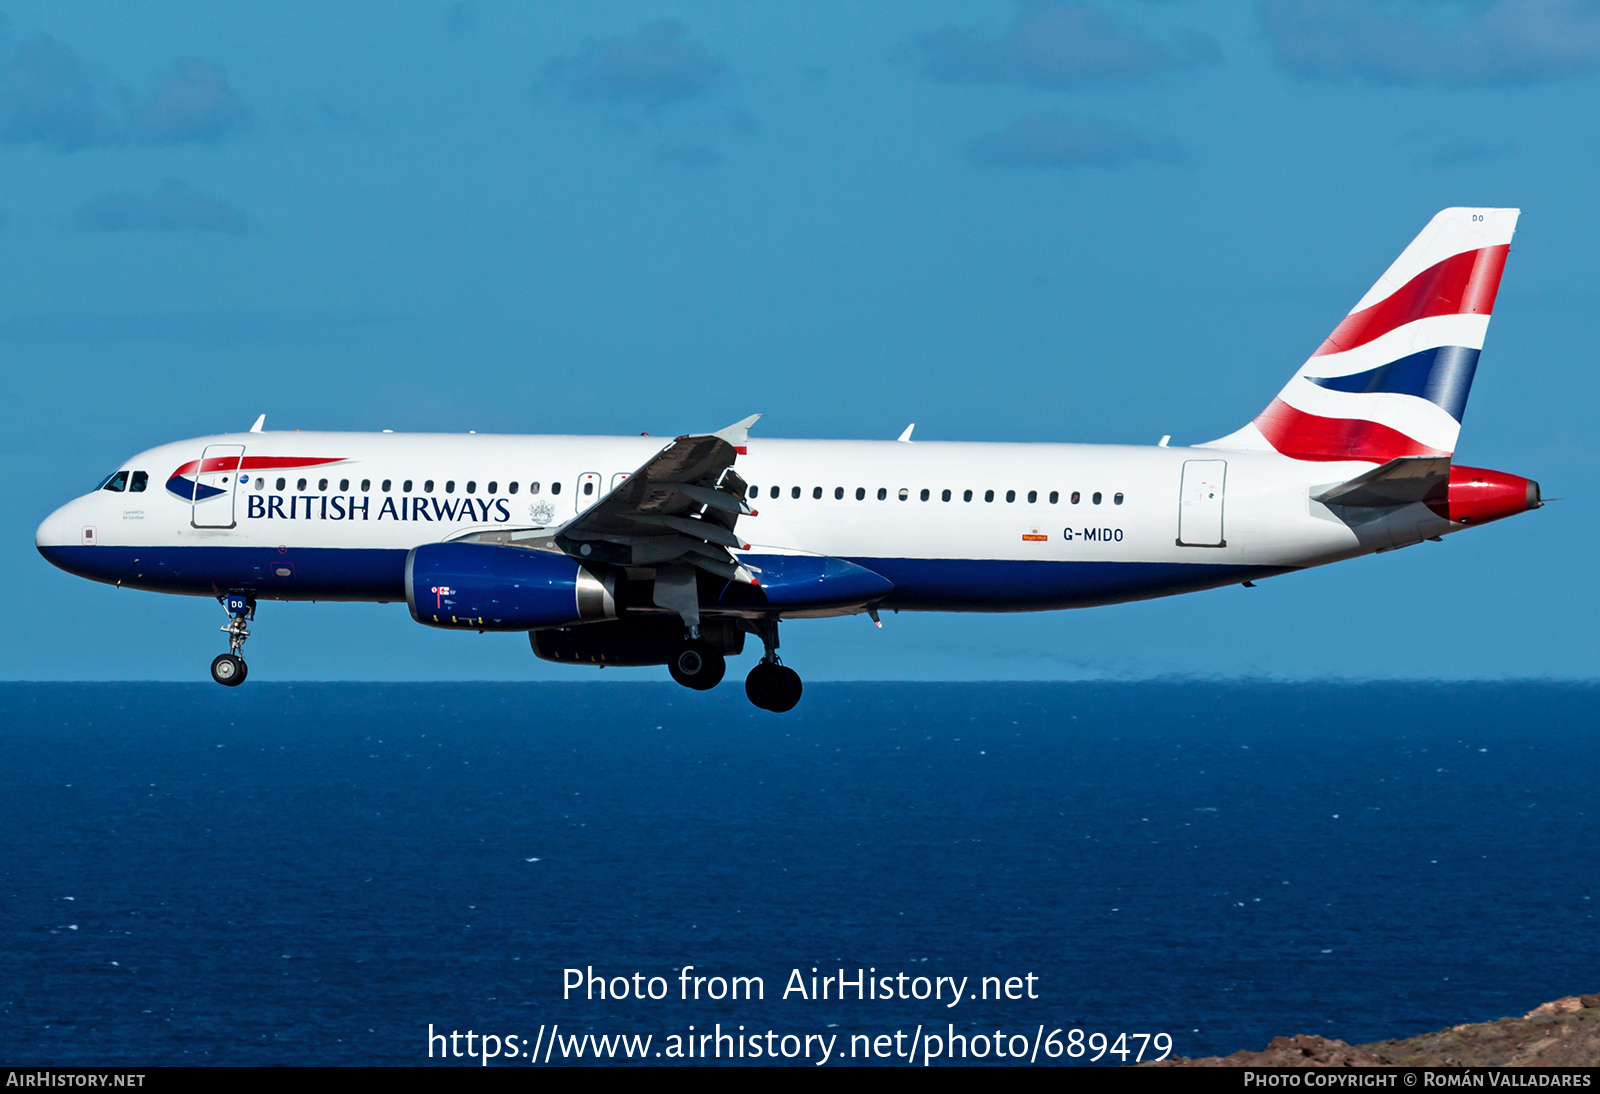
left=743, top=616, right=801, bottom=713
left=746, top=660, right=801, bottom=713
left=667, top=638, right=726, bottom=691
left=211, top=593, right=254, bottom=687
left=661, top=616, right=804, bottom=712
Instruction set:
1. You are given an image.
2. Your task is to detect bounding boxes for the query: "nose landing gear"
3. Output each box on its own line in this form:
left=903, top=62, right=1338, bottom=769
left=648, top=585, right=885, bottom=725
left=211, top=593, right=254, bottom=687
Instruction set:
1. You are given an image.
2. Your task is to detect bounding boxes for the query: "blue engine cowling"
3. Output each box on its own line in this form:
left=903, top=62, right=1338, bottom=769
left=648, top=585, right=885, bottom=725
left=405, top=542, right=616, bottom=630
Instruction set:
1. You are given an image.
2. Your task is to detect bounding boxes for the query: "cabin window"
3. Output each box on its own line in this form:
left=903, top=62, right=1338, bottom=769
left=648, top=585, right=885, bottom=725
left=1005, top=489, right=1016, bottom=503
left=1049, top=491, right=1058, bottom=504
left=399, top=480, right=409, bottom=492
left=835, top=487, right=844, bottom=499
left=1114, top=492, right=1124, bottom=505
left=1071, top=491, right=1080, bottom=504
left=129, top=471, right=148, bottom=493
left=920, top=488, right=930, bottom=501
left=791, top=486, right=801, bottom=499
left=318, top=479, right=328, bottom=491
left=1027, top=490, right=1037, bottom=503
left=276, top=478, right=286, bottom=491
left=488, top=482, right=497, bottom=494
left=855, top=487, right=865, bottom=500
left=424, top=480, right=434, bottom=492
left=877, top=487, right=887, bottom=500
left=582, top=481, right=593, bottom=496
left=339, top=479, right=350, bottom=492
left=466, top=481, right=476, bottom=494
left=551, top=482, right=561, bottom=495
left=898, top=488, right=909, bottom=501
left=984, top=489, right=994, bottom=502
left=813, top=487, right=822, bottom=499
left=508, top=482, right=519, bottom=494
left=749, top=485, right=759, bottom=498
left=361, top=479, right=371, bottom=492
left=297, top=478, right=307, bottom=491
left=530, top=482, right=540, bottom=494
left=447, top=481, right=458, bottom=493
left=963, top=489, right=973, bottom=502
left=255, top=478, right=265, bottom=491
left=101, top=470, right=128, bottom=492
left=770, top=486, right=780, bottom=499
left=1092, top=491, right=1102, bottom=504
left=942, top=489, right=951, bottom=502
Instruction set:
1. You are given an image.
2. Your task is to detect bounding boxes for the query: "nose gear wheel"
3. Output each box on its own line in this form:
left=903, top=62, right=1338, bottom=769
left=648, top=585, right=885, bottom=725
left=211, top=653, right=246, bottom=686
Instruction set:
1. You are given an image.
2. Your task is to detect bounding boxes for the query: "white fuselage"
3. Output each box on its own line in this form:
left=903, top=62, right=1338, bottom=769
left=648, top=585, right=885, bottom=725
left=36, top=429, right=1455, bottom=613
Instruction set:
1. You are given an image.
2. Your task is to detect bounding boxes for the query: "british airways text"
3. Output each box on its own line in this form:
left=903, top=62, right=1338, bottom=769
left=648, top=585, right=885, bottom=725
left=245, top=494, right=513, bottom=522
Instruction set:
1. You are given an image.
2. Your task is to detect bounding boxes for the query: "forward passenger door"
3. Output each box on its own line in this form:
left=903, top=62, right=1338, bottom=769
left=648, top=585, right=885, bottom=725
left=191, top=444, right=246, bottom=529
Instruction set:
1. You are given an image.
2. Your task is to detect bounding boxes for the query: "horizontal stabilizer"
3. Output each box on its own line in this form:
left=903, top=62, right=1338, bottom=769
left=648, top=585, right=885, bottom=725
left=1312, top=456, right=1450, bottom=509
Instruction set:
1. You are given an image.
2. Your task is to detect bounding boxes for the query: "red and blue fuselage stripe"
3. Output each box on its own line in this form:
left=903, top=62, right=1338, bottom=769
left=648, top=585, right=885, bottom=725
left=165, top=456, right=345, bottom=502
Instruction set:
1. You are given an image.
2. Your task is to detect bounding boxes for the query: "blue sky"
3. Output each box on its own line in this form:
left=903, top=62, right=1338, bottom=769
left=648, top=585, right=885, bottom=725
left=4, top=1, right=1597, bottom=681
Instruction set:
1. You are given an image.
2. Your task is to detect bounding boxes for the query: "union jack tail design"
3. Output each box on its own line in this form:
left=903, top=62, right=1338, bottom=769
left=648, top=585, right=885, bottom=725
left=1207, top=207, right=1519, bottom=462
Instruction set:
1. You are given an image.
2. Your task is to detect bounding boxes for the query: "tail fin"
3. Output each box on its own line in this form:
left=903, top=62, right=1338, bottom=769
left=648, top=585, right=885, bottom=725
left=1206, top=207, right=1519, bottom=462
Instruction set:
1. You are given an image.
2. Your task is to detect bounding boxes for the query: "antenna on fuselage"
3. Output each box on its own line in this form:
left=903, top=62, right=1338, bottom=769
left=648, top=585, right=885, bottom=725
left=250, top=414, right=266, bottom=433
left=897, top=423, right=915, bottom=443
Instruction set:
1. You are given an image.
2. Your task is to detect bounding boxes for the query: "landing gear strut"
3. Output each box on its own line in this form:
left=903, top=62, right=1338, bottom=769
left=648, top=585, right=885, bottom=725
left=744, top=617, right=801, bottom=713
left=211, top=593, right=254, bottom=687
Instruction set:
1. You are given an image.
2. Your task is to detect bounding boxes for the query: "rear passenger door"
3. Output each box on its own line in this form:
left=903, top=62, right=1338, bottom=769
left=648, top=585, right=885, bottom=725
left=1176, top=460, right=1226, bottom=547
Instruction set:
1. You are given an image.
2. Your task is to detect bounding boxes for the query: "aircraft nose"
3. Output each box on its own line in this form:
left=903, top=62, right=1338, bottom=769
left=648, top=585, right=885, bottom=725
left=36, top=504, right=69, bottom=551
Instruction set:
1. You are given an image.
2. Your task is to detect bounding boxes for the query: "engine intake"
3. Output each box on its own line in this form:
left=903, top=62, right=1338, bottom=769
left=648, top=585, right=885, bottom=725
left=405, top=542, right=615, bottom=630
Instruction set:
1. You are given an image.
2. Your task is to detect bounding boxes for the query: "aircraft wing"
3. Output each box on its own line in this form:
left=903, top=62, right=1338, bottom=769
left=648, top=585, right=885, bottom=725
left=1312, top=456, right=1450, bottom=509
left=548, top=415, right=762, bottom=582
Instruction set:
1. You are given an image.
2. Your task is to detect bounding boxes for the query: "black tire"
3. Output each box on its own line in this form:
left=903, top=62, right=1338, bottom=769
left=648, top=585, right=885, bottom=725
left=211, top=654, right=246, bottom=687
left=747, top=662, right=801, bottom=712
left=768, top=665, right=802, bottom=712
left=745, top=662, right=786, bottom=709
left=668, top=640, right=725, bottom=691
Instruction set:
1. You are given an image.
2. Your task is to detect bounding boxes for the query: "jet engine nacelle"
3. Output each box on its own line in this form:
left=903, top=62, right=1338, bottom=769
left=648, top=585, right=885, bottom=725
left=1427, top=466, right=1542, bottom=526
left=405, top=542, right=616, bottom=630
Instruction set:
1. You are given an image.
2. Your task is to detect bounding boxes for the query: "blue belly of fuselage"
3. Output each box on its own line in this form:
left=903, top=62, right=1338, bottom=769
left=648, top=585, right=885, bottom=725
left=38, top=544, right=1288, bottom=612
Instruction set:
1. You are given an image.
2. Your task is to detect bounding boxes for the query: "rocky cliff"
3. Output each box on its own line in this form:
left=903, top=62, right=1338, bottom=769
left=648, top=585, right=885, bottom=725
left=1150, top=994, right=1600, bottom=1067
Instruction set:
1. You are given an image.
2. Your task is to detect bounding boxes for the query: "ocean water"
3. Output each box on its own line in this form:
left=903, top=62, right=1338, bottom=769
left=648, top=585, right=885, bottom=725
left=2, top=681, right=1598, bottom=1067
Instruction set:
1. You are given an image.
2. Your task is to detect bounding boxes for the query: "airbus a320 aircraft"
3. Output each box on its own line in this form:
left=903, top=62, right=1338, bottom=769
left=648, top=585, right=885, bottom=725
left=36, top=208, right=1541, bottom=711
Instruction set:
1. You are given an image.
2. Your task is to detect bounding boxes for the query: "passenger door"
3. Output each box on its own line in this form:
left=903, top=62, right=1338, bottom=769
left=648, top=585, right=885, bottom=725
left=191, top=444, right=246, bottom=528
left=1177, top=459, right=1226, bottom=547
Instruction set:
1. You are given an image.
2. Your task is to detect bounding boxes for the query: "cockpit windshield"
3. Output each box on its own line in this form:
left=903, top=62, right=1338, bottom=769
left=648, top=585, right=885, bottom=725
left=97, top=470, right=147, bottom=493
